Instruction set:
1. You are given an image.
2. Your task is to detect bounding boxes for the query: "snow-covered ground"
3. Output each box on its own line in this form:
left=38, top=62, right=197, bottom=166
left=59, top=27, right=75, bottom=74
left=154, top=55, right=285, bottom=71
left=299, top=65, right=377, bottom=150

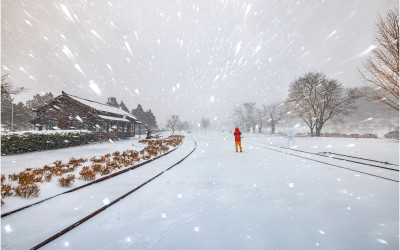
left=1, top=136, right=146, bottom=178
left=1, top=132, right=399, bottom=249
left=243, top=133, right=399, bottom=165
left=1, top=135, right=180, bottom=214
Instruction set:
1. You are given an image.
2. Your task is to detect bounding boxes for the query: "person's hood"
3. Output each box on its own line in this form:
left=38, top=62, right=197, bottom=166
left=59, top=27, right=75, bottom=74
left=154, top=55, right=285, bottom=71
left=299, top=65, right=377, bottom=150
left=235, top=127, right=239, bottom=133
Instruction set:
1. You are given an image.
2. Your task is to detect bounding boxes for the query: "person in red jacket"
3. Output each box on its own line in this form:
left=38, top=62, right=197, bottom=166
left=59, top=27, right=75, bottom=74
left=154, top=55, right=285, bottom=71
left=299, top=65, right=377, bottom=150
left=234, top=127, right=242, bottom=152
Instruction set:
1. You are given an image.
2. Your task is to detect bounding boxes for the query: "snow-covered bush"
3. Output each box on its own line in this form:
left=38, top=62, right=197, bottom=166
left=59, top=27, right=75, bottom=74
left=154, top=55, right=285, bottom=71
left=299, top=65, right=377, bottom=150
left=1, top=184, right=14, bottom=198
left=8, top=173, right=19, bottom=182
left=320, top=133, right=378, bottom=138
left=43, top=172, right=53, bottom=182
left=1, top=130, right=96, bottom=155
left=14, top=184, right=40, bottom=198
left=1, top=183, right=14, bottom=206
left=17, top=171, right=43, bottom=185
left=100, top=166, right=112, bottom=176
left=108, top=161, right=123, bottom=169
left=79, top=167, right=96, bottom=181
left=91, top=164, right=103, bottom=173
left=58, top=174, right=76, bottom=187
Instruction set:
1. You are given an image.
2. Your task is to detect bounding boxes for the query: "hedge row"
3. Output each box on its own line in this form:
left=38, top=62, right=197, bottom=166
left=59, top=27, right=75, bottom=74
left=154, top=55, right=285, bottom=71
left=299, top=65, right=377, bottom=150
left=384, top=131, right=399, bottom=139
left=1, top=131, right=96, bottom=155
left=320, top=133, right=378, bottom=138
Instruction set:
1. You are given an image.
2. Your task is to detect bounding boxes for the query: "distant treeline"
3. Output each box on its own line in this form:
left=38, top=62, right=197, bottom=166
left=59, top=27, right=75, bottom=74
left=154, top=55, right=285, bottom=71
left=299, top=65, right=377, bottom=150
left=106, top=97, right=158, bottom=131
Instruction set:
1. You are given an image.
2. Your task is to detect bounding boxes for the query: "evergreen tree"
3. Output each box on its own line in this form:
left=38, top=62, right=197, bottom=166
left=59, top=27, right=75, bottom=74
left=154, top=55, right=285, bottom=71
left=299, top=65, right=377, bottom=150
left=26, top=92, right=54, bottom=109
left=119, top=101, right=129, bottom=112
left=131, top=104, right=159, bottom=131
left=131, top=104, right=145, bottom=122
left=145, top=109, right=158, bottom=130
left=1, top=89, right=13, bottom=128
left=13, top=102, right=34, bottom=130
left=106, top=97, right=119, bottom=108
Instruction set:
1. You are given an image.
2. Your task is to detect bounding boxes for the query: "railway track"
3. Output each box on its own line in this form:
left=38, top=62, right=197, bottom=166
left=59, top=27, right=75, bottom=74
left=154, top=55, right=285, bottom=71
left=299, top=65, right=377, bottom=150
left=247, top=142, right=399, bottom=183
left=267, top=143, right=399, bottom=171
left=25, top=139, right=197, bottom=250
left=317, top=151, right=399, bottom=168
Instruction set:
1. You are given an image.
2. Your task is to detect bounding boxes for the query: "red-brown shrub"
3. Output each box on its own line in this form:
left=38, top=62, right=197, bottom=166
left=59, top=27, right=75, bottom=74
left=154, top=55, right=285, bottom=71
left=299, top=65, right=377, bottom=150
left=14, top=184, right=40, bottom=198
left=58, top=174, right=76, bottom=187
left=44, top=172, right=53, bottom=182
left=91, top=164, right=103, bottom=173
left=101, top=166, right=112, bottom=176
left=79, top=166, right=96, bottom=181
left=51, top=166, right=66, bottom=176
left=108, top=161, right=122, bottom=169
left=8, top=173, right=18, bottom=182
left=142, top=155, right=151, bottom=160
left=1, top=184, right=13, bottom=198
left=17, top=171, right=36, bottom=185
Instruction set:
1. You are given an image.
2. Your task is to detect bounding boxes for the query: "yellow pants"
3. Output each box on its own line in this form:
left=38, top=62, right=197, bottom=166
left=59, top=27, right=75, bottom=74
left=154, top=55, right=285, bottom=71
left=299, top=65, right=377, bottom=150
left=235, top=141, right=242, bottom=152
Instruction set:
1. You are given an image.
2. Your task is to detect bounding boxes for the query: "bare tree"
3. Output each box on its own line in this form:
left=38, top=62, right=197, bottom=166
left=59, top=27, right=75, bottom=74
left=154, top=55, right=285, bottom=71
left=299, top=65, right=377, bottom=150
left=233, top=105, right=245, bottom=128
left=286, top=72, right=360, bottom=136
left=1, top=74, right=27, bottom=131
left=264, top=103, right=283, bottom=134
left=242, top=102, right=257, bottom=132
left=166, top=115, right=180, bottom=134
left=255, top=107, right=266, bottom=133
left=359, top=8, right=399, bottom=111
left=1, top=74, right=26, bottom=98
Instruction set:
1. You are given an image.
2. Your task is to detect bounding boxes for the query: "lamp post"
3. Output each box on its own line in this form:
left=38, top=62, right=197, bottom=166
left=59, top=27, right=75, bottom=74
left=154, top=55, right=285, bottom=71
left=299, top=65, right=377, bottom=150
left=11, top=103, right=14, bottom=132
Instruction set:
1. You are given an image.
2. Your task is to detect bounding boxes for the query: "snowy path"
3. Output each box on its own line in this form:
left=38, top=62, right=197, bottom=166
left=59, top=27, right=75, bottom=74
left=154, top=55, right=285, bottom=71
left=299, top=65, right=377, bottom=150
left=1, top=139, right=196, bottom=250
left=38, top=133, right=398, bottom=250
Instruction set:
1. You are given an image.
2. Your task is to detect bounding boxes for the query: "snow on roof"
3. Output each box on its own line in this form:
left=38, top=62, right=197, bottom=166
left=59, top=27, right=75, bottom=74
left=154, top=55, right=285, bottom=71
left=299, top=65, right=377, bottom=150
left=66, top=94, right=138, bottom=121
left=98, top=115, right=130, bottom=122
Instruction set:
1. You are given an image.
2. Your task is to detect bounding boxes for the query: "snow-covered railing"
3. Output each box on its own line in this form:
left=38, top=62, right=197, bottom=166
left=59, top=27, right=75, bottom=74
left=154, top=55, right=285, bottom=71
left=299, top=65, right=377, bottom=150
left=1, top=130, right=96, bottom=155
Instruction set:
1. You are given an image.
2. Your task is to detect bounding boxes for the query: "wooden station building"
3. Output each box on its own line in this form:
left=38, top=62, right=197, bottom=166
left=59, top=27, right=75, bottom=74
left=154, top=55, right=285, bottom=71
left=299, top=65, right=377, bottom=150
left=32, top=91, right=142, bottom=140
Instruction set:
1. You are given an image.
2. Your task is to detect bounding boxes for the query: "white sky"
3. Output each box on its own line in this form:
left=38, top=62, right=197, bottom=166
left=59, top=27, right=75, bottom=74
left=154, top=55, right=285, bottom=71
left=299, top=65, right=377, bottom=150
left=2, top=0, right=397, bottom=128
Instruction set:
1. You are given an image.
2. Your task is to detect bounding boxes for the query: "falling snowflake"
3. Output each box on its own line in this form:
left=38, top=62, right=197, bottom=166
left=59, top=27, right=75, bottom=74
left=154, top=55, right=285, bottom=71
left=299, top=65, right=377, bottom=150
left=89, top=80, right=102, bottom=96
left=377, top=239, right=388, bottom=245
left=103, top=197, right=110, bottom=205
left=4, top=224, right=12, bottom=233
